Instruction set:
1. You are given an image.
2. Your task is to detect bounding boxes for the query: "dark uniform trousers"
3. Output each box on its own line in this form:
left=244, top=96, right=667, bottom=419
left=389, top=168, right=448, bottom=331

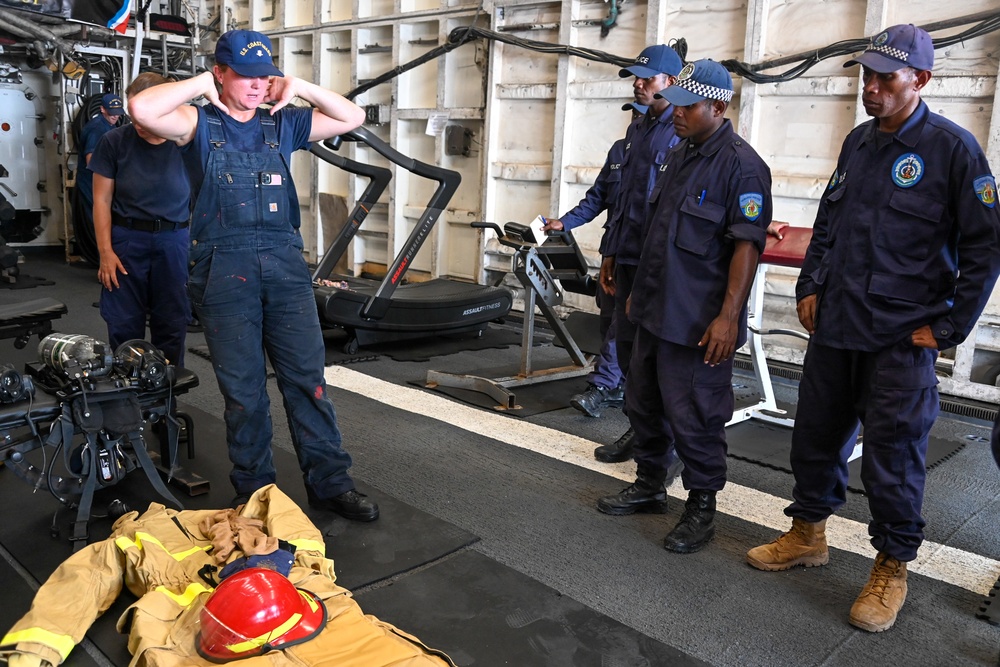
left=627, top=326, right=732, bottom=489
left=613, top=262, right=639, bottom=378
left=786, top=340, right=938, bottom=561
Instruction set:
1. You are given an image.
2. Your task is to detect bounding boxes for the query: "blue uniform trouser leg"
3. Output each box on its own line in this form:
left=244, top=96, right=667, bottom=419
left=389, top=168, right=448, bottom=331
left=587, top=313, right=623, bottom=389
left=628, top=327, right=730, bottom=488
left=787, top=341, right=937, bottom=561
left=146, top=228, right=190, bottom=367
left=612, top=263, right=638, bottom=378
left=100, top=226, right=189, bottom=366
left=194, top=244, right=354, bottom=498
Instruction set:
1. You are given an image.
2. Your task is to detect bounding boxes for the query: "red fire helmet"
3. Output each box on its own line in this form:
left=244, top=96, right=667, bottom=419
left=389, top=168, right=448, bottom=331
left=197, top=568, right=327, bottom=662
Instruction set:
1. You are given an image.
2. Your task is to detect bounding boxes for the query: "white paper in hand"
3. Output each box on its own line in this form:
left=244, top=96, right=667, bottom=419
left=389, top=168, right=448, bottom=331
left=528, top=215, right=547, bottom=244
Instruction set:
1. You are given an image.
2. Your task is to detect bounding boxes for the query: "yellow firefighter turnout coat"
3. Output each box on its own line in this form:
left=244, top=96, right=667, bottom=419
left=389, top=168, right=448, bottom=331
left=0, top=485, right=454, bottom=667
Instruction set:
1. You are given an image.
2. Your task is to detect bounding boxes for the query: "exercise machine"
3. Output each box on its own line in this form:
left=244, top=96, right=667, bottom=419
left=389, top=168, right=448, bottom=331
left=426, top=221, right=595, bottom=410
left=311, top=128, right=513, bottom=354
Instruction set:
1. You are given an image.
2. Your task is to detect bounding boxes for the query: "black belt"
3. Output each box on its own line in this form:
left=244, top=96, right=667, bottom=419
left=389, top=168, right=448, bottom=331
left=112, top=213, right=189, bottom=233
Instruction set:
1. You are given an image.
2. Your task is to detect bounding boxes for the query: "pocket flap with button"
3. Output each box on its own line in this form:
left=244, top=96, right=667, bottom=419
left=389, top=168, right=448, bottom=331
left=675, top=196, right=726, bottom=256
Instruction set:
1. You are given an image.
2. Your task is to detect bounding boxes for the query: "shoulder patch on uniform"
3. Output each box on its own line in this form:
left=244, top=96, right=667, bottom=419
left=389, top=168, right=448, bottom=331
left=827, top=168, right=839, bottom=190
left=974, top=175, right=997, bottom=208
left=739, top=193, right=763, bottom=221
left=891, top=153, right=924, bottom=188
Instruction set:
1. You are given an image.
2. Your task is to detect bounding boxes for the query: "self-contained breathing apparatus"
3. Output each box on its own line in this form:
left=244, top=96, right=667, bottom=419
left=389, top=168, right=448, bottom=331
left=1, top=334, right=187, bottom=549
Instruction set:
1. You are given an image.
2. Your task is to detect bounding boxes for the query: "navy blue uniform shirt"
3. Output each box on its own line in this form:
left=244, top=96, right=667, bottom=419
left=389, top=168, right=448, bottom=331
left=180, top=105, right=312, bottom=228
left=797, top=101, right=1000, bottom=351
left=89, top=125, right=191, bottom=223
left=603, top=109, right=680, bottom=263
left=630, top=119, right=771, bottom=348
left=559, top=138, right=625, bottom=256
left=76, top=114, right=117, bottom=202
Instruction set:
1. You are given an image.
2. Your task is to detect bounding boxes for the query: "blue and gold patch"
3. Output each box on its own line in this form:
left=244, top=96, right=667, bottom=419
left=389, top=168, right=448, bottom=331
left=891, top=153, right=923, bottom=188
left=975, top=175, right=997, bottom=208
left=739, top=193, right=763, bottom=221
left=827, top=169, right=838, bottom=191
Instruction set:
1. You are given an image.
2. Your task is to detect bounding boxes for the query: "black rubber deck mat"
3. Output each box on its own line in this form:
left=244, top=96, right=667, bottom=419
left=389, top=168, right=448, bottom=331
left=0, top=554, right=105, bottom=666
left=0, top=403, right=477, bottom=665
left=187, top=342, right=379, bottom=368
left=0, top=274, right=55, bottom=289
left=412, top=372, right=591, bottom=417
left=355, top=549, right=711, bottom=667
left=726, top=419, right=966, bottom=494
left=977, top=574, right=1000, bottom=625
left=365, top=325, right=525, bottom=363
left=551, top=310, right=604, bottom=356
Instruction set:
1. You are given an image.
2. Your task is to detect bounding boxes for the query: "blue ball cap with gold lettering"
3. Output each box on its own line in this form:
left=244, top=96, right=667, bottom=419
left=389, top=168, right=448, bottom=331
left=619, top=45, right=682, bottom=79
left=101, top=93, right=124, bottom=116
left=215, top=29, right=284, bottom=78
left=844, top=24, right=934, bottom=73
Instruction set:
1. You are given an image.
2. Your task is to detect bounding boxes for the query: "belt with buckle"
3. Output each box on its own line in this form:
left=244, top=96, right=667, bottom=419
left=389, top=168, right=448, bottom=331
left=112, top=213, right=189, bottom=233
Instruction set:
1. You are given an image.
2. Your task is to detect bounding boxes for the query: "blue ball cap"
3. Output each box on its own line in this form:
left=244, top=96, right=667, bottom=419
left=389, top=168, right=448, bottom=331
left=844, top=24, right=934, bottom=73
left=657, top=59, right=734, bottom=106
left=621, top=101, right=649, bottom=115
left=215, top=29, right=284, bottom=78
left=619, top=45, right=683, bottom=79
left=101, top=93, right=124, bottom=116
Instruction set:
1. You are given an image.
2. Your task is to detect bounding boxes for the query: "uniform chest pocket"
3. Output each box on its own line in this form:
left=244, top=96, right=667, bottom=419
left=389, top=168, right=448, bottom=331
left=218, top=171, right=258, bottom=228
left=675, top=196, right=726, bottom=256
left=878, top=189, right=944, bottom=260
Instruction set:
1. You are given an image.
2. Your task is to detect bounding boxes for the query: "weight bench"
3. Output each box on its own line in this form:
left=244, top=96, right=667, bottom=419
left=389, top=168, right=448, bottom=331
left=729, top=225, right=812, bottom=428
left=0, top=297, right=67, bottom=348
left=731, top=225, right=862, bottom=461
left=426, top=222, right=596, bottom=411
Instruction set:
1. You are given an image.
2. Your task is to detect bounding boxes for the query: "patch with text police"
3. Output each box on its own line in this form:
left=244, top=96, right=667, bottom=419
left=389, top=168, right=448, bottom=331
left=739, top=193, right=763, bottom=221
left=974, top=175, right=997, bottom=208
left=891, top=153, right=924, bottom=188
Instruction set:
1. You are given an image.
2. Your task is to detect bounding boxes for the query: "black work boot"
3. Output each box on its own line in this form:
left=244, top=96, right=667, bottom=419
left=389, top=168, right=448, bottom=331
left=596, top=470, right=668, bottom=516
left=307, top=487, right=380, bottom=522
left=663, top=490, right=716, bottom=553
left=571, top=384, right=613, bottom=418
left=594, top=427, right=635, bottom=463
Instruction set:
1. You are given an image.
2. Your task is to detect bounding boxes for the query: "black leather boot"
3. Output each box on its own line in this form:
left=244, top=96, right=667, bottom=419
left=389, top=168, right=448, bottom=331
left=663, top=490, right=716, bottom=553
left=594, top=427, right=635, bottom=463
left=596, top=470, right=668, bottom=516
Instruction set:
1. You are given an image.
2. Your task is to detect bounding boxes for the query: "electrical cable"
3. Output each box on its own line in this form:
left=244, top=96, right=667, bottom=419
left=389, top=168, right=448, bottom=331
left=347, top=10, right=998, bottom=97
left=724, top=11, right=1000, bottom=83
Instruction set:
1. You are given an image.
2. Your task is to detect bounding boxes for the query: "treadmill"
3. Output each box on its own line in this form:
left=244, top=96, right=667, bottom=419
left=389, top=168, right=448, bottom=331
left=310, top=128, right=513, bottom=354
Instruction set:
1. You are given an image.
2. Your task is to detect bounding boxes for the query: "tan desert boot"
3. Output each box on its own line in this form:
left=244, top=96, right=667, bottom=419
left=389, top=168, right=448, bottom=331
left=746, top=517, right=829, bottom=571
left=849, top=553, right=907, bottom=632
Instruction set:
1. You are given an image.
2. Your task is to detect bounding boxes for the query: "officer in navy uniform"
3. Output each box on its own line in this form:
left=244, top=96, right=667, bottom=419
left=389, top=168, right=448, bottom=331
left=747, top=24, right=1000, bottom=633
left=77, top=94, right=124, bottom=236
left=599, top=60, right=771, bottom=552
left=595, top=44, right=684, bottom=463
left=542, top=102, right=647, bottom=418
left=91, top=73, right=191, bottom=367
left=130, top=30, right=378, bottom=521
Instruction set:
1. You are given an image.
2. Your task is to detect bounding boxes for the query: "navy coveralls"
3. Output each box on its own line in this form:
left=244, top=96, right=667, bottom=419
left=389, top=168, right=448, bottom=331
left=185, top=106, right=355, bottom=499
left=627, top=120, right=770, bottom=489
left=603, top=109, right=680, bottom=375
left=90, top=125, right=191, bottom=366
left=788, top=101, right=1000, bottom=561
left=559, top=138, right=626, bottom=390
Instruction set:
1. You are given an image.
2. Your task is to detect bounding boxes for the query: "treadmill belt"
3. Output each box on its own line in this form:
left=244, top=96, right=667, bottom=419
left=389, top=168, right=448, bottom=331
left=355, top=550, right=711, bottom=667
left=726, top=420, right=966, bottom=494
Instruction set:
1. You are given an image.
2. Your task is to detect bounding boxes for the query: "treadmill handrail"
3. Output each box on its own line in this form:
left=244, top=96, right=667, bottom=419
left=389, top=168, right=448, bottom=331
left=335, top=127, right=463, bottom=321
left=310, top=140, right=393, bottom=282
